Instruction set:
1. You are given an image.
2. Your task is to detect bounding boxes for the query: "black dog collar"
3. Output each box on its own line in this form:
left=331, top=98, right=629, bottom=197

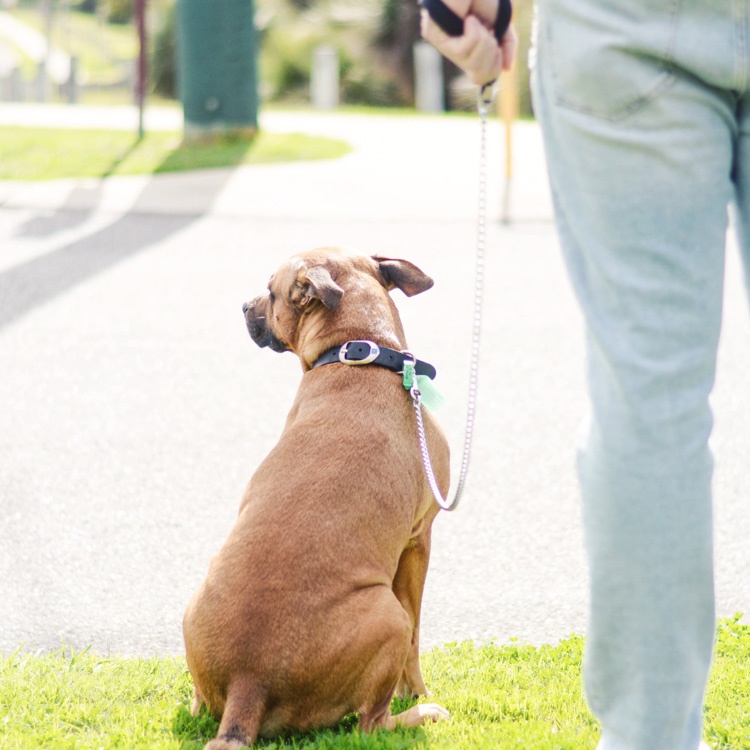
left=312, top=340, right=437, bottom=380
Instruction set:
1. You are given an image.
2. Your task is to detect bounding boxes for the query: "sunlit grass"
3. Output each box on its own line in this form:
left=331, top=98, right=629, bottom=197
left=1, top=618, right=748, bottom=749
left=0, top=126, right=351, bottom=180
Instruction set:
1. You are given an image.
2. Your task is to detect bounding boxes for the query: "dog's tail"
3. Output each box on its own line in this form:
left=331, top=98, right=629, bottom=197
left=204, top=675, right=267, bottom=750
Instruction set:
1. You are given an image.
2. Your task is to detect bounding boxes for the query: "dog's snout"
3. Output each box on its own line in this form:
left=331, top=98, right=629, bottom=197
left=243, top=299, right=261, bottom=317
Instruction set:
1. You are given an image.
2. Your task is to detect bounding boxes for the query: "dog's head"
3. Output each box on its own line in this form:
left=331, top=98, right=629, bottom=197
left=242, top=248, right=433, bottom=367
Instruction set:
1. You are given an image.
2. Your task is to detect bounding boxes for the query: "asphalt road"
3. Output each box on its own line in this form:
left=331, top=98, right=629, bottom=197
left=1, top=106, right=748, bottom=656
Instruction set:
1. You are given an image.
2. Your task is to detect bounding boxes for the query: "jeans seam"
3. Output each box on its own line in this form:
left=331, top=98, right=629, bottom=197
left=734, top=0, right=748, bottom=92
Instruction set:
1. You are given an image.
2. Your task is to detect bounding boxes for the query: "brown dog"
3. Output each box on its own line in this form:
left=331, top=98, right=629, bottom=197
left=183, top=247, right=450, bottom=749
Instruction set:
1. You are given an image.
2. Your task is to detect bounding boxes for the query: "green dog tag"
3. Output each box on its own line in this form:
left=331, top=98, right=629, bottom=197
left=416, top=375, right=445, bottom=411
left=402, top=361, right=415, bottom=391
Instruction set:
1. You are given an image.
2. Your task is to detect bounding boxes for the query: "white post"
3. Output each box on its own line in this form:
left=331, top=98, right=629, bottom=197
left=311, top=45, right=339, bottom=110
left=40, top=0, right=53, bottom=102
left=9, top=66, right=23, bottom=101
left=413, top=41, right=444, bottom=112
left=35, top=60, right=47, bottom=102
left=65, top=55, right=78, bottom=104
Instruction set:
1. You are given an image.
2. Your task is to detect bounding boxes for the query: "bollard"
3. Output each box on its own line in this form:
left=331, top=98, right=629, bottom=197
left=176, top=0, right=259, bottom=142
left=310, top=45, right=339, bottom=110
left=35, top=61, right=49, bottom=102
left=65, top=56, right=78, bottom=104
left=9, top=66, right=22, bottom=101
left=413, top=41, right=444, bottom=112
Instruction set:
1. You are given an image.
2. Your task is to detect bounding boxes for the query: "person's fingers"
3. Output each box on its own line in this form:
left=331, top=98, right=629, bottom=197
left=455, top=16, right=504, bottom=84
left=500, top=23, right=518, bottom=71
left=468, top=0, right=499, bottom=29
left=420, top=8, right=451, bottom=47
left=422, top=12, right=503, bottom=86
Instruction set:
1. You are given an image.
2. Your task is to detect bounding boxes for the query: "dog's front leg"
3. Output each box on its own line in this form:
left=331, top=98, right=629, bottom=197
left=391, top=529, right=434, bottom=698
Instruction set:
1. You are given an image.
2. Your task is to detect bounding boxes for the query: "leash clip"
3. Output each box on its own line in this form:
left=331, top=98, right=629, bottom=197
left=478, top=82, right=494, bottom=116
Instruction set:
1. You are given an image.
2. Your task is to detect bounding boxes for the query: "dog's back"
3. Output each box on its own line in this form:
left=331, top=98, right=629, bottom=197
left=183, top=364, right=446, bottom=724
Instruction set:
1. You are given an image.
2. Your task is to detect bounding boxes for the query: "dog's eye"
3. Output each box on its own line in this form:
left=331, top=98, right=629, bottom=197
left=268, top=291, right=276, bottom=303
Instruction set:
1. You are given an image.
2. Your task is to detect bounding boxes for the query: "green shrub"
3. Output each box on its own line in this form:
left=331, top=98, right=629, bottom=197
left=150, top=3, right=176, bottom=98
left=259, top=23, right=318, bottom=101
left=74, top=0, right=98, bottom=13
left=107, top=0, right=133, bottom=24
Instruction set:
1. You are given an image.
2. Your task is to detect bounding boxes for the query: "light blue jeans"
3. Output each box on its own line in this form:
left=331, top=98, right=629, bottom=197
left=531, top=1, right=750, bottom=749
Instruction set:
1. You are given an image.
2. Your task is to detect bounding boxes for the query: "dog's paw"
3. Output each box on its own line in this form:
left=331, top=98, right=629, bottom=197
left=191, top=688, right=204, bottom=717
left=396, top=679, right=431, bottom=700
left=390, top=702, right=450, bottom=729
left=413, top=703, right=450, bottom=724
left=204, top=742, right=236, bottom=750
left=205, top=738, right=246, bottom=750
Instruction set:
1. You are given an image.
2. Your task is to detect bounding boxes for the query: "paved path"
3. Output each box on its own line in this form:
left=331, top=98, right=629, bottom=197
left=1, top=104, right=748, bottom=656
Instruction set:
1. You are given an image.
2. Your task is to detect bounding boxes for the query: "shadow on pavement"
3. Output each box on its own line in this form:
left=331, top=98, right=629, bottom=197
left=0, top=136, right=252, bottom=331
left=15, top=138, right=147, bottom=238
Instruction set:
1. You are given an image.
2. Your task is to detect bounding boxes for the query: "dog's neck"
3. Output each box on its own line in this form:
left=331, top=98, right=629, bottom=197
left=296, top=288, right=407, bottom=372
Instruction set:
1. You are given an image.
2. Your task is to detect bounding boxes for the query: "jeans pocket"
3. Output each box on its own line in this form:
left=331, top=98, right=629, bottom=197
left=541, top=0, right=680, bottom=121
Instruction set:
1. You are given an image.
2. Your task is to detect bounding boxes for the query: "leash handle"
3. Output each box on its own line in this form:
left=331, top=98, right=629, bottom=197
left=419, top=0, right=513, bottom=42
left=420, top=0, right=511, bottom=107
left=493, top=0, right=512, bottom=43
left=419, top=0, right=463, bottom=37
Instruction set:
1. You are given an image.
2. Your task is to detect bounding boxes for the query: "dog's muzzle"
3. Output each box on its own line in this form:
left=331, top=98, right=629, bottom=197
left=243, top=298, right=289, bottom=353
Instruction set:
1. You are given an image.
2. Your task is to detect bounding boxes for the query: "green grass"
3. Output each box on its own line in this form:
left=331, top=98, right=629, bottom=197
left=0, top=127, right=351, bottom=181
left=1, top=618, right=749, bottom=749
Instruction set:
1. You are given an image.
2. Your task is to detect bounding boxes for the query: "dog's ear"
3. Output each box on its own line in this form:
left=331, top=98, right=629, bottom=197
left=301, top=266, right=345, bottom=310
left=373, top=256, right=434, bottom=297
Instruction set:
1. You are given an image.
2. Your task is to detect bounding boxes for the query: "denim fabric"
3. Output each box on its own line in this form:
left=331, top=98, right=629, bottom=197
left=531, top=1, right=750, bottom=748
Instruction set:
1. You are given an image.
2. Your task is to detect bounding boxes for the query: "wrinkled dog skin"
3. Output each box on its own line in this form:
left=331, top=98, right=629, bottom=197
left=183, top=247, right=450, bottom=749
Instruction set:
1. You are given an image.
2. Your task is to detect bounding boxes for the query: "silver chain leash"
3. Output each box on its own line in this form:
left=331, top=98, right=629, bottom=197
left=409, top=82, right=494, bottom=512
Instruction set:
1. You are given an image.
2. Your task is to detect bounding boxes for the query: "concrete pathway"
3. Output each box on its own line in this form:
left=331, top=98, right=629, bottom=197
left=1, top=104, right=748, bottom=656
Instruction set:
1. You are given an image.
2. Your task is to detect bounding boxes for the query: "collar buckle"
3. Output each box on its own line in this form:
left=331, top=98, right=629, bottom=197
left=338, top=340, right=381, bottom=365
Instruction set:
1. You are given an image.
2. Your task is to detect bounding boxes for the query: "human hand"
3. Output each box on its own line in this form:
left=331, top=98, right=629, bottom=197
left=420, top=0, right=517, bottom=86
